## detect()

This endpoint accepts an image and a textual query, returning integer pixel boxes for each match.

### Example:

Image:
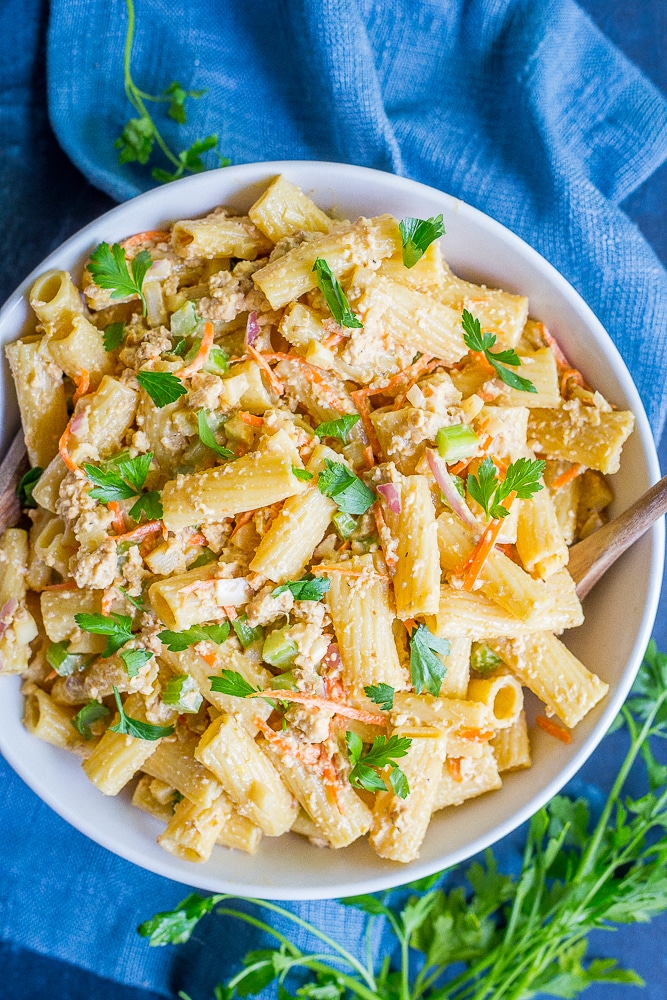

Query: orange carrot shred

[120,230,171,248]
[200,651,217,668]
[319,745,345,813]
[101,590,114,616]
[457,728,495,742]
[448,757,463,782]
[448,432,494,476]
[222,605,238,621]
[536,715,572,743]
[42,581,76,591]
[321,332,344,351]
[250,689,387,726]
[551,463,584,491]
[188,532,208,547]
[108,501,126,535]
[255,717,321,765]
[113,520,163,543]
[239,411,264,426]
[263,352,345,410]
[72,369,90,405]
[231,509,256,538]
[247,344,285,396]
[560,367,584,397]
[540,324,572,370]
[44,670,58,683]
[362,444,375,470]
[58,422,81,474]
[350,389,383,460]
[458,491,515,592]
[176,321,215,379]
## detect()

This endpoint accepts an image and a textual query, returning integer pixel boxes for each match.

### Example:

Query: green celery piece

[231,614,264,649]
[437,423,480,462]
[332,510,357,539]
[262,628,298,668]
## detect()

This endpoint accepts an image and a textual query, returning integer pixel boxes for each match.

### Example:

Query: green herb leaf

[346,732,412,797]
[271,576,331,601]
[315,415,360,443]
[119,586,146,611]
[292,467,313,481]
[158,623,230,652]
[409,624,450,696]
[138,893,223,945]
[209,669,258,699]
[468,456,545,520]
[399,214,445,268]
[129,490,164,522]
[71,700,110,740]
[317,459,376,515]
[17,466,43,508]
[74,612,134,657]
[136,370,188,408]
[120,648,153,678]
[109,686,174,740]
[461,309,536,393]
[364,683,394,712]
[83,464,138,503]
[103,321,126,352]
[312,258,362,329]
[117,453,152,492]
[197,409,234,459]
[114,115,155,165]
[88,243,152,315]
[162,674,204,713]
[163,80,206,125]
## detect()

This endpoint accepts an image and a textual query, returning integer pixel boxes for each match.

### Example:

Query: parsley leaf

[103,321,126,352]
[129,490,164,522]
[114,115,155,165]
[317,460,376,515]
[468,456,545,520]
[109,686,174,740]
[120,648,153,678]
[292,467,313,481]
[197,409,234,459]
[209,669,258,699]
[137,370,188,408]
[346,731,412,798]
[152,136,225,184]
[163,80,206,124]
[461,309,536,393]
[71,700,110,740]
[119,586,147,611]
[117,453,152,492]
[399,214,445,268]
[409,624,450,696]
[83,464,137,503]
[158,623,230,652]
[364,683,394,712]
[88,243,152,316]
[84,452,162,521]
[74,612,134,658]
[271,576,331,601]
[138,893,224,946]
[17,466,42,508]
[312,258,362,329]
[315,415,360,443]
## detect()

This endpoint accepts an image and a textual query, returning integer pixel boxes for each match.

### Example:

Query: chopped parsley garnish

[136,370,188,408]
[317,460,376,515]
[364,683,395,712]
[271,576,331,601]
[398,214,445,268]
[209,669,258,699]
[120,648,153,678]
[83,452,163,522]
[109,686,174,740]
[315,414,360,443]
[74,612,134,658]
[291,467,313,481]
[17,466,42,508]
[71,700,110,740]
[158,622,230,652]
[119,586,147,611]
[103,321,126,352]
[409,624,450,697]
[461,309,536,393]
[88,242,152,315]
[312,258,362,329]
[346,731,411,798]
[197,409,234,459]
[467,456,545,520]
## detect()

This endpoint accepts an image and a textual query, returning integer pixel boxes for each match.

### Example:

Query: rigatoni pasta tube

[433,744,501,810]
[172,214,272,260]
[466,674,523,731]
[158,793,232,863]
[23,687,85,751]
[141,733,223,809]
[491,710,531,773]
[516,483,569,579]
[149,564,251,631]
[82,695,160,795]
[393,475,441,619]
[29,269,84,326]
[161,429,307,530]
[527,402,634,474]
[46,314,113,389]
[248,175,334,242]
[5,339,68,467]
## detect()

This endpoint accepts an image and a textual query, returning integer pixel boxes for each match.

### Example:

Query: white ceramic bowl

[0,161,662,900]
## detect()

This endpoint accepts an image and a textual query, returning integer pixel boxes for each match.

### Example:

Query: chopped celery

[437,423,480,462]
[471,643,504,675]
[189,548,217,568]
[269,670,298,691]
[231,614,264,649]
[46,641,88,677]
[162,674,203,713]
[262,628,298,668]
[170,301,200,338]
[203,345,229,375]
[332,510,357,539]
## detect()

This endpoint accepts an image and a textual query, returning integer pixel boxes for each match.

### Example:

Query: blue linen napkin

[1,0,667,997]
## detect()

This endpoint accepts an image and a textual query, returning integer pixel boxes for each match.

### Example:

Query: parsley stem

[214,906,300,958]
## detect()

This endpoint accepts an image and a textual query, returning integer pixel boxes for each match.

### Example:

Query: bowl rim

[0,159,663,900]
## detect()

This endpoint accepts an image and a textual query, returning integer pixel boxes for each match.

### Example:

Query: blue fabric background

[1,0,666,997]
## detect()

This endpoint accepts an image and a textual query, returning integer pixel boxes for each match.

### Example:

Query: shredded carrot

[355,355,435,400]
[391,358,442,410]
[262,353,345,410]
[459,490,515,592]
[239,411,264,427]
[477,389,498,402]
[222,605,238,621]
[470,350,495,375]
[551,463,584,491]
[337,539,351,551]
[247,344,285,396]
[108,501,126,535]
[200,651,217,668]
[113,520,163,543]
[41,581,76,591]
[403,619,417,635]
[350,389,383,460]
[101,590,114,616]
[120,230,171,248]
[457,728,495,742]
[176,321,215,379]
[448,432,494,476]
[44,670,58,683]
[179,578,216,597]
[496,543,521,565]
[448,757,463,783]
[321,332,344,351]
[560,367,584,397]
[312,565,388,580]
[250,690,387,726]
[188,532,208,547]
[536,715,572,744]
[58,421,81,475]
[491,455,509,475]
[540,324,572,370]
[319,745,345,813]
[362,444,375,470]
[231,509,256,538]
[254,717,321,765]
[72,369,90,405]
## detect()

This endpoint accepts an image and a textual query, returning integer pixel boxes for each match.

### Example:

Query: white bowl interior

[0,161,662,899]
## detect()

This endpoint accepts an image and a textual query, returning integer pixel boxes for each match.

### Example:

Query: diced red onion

[377,482,402,514]
[0,599,18,637]
[245,311,260,348]
[426,449,481,535]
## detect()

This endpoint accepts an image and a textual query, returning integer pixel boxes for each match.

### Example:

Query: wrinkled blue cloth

[1,0,667,998]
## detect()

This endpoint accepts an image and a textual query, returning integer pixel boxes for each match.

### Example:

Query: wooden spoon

[569,473,667,599]
[0,429,28,534]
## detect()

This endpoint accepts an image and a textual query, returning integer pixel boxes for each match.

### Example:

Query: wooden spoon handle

[0,429,28,534]
[568,473,667,599]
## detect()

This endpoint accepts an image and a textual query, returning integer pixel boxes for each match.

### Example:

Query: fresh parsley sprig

[312,258,362,329]
[120,648,153,678]
[158,623,231,653]
[136,370,188,408]
[209,669,258,699]
[315,414,360,443]
[461,309,536,393]
[409,624,450,697]
[317,459,376,515]
[291,467,313,482]
[74,612,134,658]
[71,700,110,740]
[109,686,174,740]
[346,731,411,797]
[83,452,163,522]
[197,410,234,460]
[103,321,127,352]
[399,214,445,268]
[271,576,331,601]
[467,456,545,520]
[88,242,152,316]
[16,466,42,508]
[115,0,228,183]
[364,683,395,712]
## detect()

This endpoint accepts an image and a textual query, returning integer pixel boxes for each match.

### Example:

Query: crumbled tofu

[70,537,118,590]
[245,585,294,627]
